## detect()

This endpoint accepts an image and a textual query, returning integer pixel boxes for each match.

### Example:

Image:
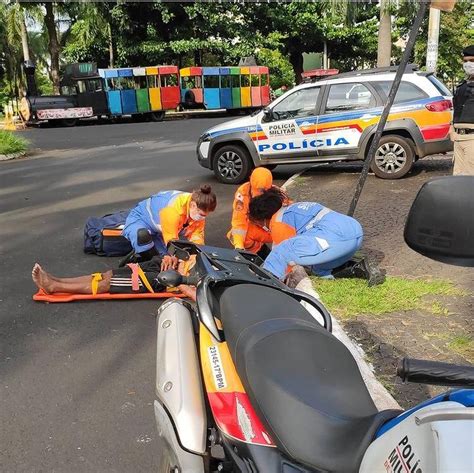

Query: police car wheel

[371,135,414,179]
[213,145,252,184]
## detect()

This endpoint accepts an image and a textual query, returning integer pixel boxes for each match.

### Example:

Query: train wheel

[60,118,78,127]
[150,111,165,122]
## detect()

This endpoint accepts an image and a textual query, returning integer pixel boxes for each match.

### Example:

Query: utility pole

[426,7,441,73]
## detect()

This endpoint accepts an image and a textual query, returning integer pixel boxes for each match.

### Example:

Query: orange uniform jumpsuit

[227,168,274,252]
[124,191,205,255]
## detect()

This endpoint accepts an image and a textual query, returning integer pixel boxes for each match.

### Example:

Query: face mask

[463,62,474,76]
[190,209,206,221]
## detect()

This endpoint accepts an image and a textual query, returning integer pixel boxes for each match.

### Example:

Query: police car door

[257,86,321,161]
[318,82,378,157]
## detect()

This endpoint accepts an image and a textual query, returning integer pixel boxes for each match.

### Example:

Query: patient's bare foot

[32,263,56,294]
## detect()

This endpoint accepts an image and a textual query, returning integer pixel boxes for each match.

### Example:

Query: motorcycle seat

[218,283,400,473]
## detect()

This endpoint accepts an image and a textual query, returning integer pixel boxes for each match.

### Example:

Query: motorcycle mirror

[404,176,474,267]
[157,270,183,287]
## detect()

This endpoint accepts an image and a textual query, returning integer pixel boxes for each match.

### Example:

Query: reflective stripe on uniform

[304,207,332,231]
[146,198,162,232]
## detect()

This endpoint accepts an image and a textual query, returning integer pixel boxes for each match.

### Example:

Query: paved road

[0,118,306,472]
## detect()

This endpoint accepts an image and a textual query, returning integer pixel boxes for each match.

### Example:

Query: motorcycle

[154,176,474,473]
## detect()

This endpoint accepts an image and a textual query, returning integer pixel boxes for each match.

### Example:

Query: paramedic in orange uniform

[227,167,280,257]
[123,185,217,260]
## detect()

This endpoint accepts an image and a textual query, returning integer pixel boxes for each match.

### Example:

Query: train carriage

[20,62,271,126]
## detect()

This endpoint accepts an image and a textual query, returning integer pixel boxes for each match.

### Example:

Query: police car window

[375,81,428,104]
[271,87,320,120]
[325,83,376,113]
[427,75,451,96]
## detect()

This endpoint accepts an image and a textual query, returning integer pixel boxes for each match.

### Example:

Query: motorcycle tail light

[207,390,275,447]
[425,99,452,112]
[201,328,275,447]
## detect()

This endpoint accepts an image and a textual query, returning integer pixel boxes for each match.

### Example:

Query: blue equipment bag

[84,210,132,256]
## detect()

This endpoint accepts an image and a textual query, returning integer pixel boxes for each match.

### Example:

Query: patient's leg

[32,263,112,294]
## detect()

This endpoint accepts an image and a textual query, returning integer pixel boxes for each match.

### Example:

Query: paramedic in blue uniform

[122,185,217,260]
[249,188,363,280]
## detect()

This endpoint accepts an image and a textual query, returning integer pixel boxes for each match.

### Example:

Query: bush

[0,130,29,155]
[256,48,295,90]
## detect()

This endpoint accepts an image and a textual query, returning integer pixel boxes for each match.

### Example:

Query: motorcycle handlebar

[397,357,474,387]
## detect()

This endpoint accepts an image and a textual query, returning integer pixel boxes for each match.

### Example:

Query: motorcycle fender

[360,401,470,473]
[156,299,207,454]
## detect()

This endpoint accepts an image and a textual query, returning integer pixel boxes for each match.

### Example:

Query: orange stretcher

[33,289,185,303]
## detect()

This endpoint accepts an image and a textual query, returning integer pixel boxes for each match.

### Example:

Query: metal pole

[426,7,441,72]
[347,0,429,217]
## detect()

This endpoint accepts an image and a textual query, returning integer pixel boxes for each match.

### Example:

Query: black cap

[463,45,474,57]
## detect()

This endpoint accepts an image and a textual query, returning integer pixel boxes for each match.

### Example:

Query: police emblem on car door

[256,86,321,159]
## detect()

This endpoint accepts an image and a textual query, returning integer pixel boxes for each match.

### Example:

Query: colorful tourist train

[20,62,271,126]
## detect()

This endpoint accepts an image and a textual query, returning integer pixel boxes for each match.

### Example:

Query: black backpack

[83,210,133,256]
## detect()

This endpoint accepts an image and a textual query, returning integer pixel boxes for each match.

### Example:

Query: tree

[395,0,473,87]
[43,2,61,93]
[377,0,392,67]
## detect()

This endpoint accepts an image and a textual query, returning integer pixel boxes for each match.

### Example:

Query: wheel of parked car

[212,145,253,184]
[370,135,415,179]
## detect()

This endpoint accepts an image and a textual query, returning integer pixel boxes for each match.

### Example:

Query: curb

[0,151,26,161]
[282,169,400,411]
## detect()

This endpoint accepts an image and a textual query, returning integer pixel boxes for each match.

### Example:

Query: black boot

[333,254,386,286]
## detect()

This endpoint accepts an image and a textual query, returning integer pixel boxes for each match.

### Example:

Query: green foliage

[256,48,295,88]
[448,334,474,363]
[35,69,53,95]
[312,276,466,319]
[0,130,28,155]
[395,1,474,86]
[1,1,470,102]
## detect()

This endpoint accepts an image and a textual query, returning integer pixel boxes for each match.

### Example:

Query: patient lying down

[32,255,197,300]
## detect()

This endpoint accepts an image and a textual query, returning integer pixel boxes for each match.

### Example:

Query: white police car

[197,65,453,183]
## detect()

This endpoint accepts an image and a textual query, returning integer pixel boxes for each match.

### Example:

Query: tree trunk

[107,21,114,68]
[377,0,392,67]
[289,47,304,85]
[194,49,201,66]
[44,2,61,95]
[19,7,30,62]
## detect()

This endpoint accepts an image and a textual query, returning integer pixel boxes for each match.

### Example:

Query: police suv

[197,65,453,183]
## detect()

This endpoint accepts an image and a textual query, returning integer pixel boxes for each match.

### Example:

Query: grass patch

[311,276,465,319]
[429,301,450,316]
[0,130,28,155]
[448,335,474,363]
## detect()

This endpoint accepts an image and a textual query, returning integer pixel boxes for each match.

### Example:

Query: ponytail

[191,184,217,212]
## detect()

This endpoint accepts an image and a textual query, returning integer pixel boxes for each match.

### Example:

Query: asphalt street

[0,117,306,472]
